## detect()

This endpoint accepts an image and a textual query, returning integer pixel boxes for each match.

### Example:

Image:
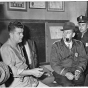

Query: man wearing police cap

[77,15,88,52]
[76,15,88,76]
[50,22,87,86]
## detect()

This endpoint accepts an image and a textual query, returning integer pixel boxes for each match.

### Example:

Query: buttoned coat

[50,39,87,75]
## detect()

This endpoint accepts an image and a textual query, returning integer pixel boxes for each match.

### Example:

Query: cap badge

[80,16,82,20]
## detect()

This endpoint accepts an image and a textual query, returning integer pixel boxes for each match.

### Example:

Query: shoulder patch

[53,39,61,44]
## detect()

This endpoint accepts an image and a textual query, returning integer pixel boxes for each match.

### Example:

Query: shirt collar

[64,40,72,46]
[61,39,73,49]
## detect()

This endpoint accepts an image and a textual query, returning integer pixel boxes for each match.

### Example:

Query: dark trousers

[53,71,85,86]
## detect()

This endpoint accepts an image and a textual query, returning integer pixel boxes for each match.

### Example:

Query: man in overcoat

[50,22,88,86]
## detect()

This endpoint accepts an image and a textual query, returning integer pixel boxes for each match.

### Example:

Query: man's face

[78,23,87,33]
[63,30,74,42]
[10,27,23,43]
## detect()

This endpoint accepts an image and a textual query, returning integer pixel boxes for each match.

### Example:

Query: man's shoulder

[73,39,83,45]
[27,39,34,44]
[53,39,61,45]
[27,39,35,46]
[28,39,32,42]
[1,40,10,51]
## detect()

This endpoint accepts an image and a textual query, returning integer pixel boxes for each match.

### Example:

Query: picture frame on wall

[29,2,46,9]
[7,2,27,11]
[48,1,64,12]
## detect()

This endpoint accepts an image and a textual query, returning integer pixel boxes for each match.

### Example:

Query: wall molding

[0,19,69,23]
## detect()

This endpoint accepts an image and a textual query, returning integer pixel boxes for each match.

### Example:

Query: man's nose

[20,34,23,38]
[79,25,82,28]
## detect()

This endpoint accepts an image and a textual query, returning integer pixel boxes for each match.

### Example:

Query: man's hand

[31,68,44,77]
[65,72,74,80]
[74,70,81,80]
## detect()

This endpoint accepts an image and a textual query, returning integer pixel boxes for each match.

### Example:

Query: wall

[0,1,87,62]
[67,1,87,25]
[1,1,86,41]
[4,1,87,25]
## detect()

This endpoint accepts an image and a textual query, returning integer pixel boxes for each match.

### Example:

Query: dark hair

[8,21,24,32]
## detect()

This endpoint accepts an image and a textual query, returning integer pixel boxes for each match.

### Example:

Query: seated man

[0,21,48,87]
[50,22,88,86]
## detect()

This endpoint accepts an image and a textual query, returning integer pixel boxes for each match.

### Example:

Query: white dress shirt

[64,41,72,49]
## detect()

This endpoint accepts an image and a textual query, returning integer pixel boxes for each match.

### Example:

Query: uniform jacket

[75,29,88,54]
[50,39,87,76]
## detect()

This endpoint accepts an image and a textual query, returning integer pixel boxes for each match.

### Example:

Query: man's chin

[79,30,84,33]
[19,40,22,43]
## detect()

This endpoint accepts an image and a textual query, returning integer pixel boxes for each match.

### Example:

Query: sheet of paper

[49,26,63,39]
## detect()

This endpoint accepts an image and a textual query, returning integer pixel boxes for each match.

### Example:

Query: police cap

[77,15,88,23]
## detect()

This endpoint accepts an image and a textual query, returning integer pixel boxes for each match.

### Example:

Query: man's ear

[72,32,75,37]
[9,32,13,38]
